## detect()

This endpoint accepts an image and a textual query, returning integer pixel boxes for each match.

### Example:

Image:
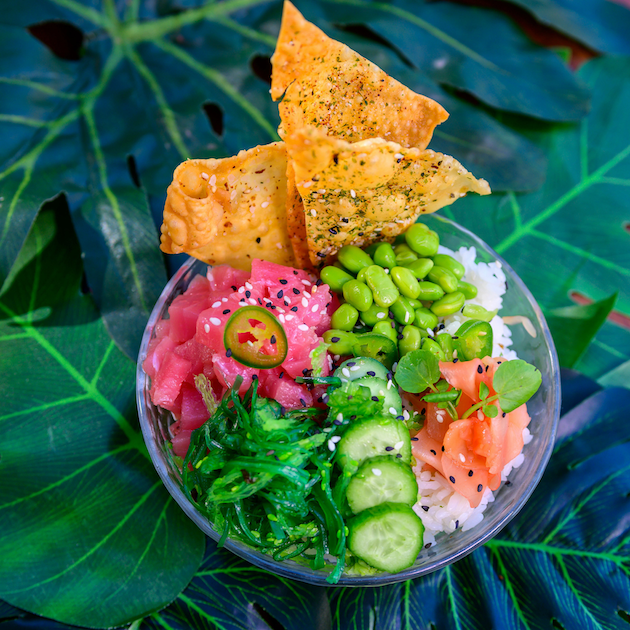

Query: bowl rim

[136,216,561,586]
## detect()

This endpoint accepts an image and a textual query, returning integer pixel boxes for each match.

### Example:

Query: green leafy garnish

[326,381,382,420]
[394,349,441,393]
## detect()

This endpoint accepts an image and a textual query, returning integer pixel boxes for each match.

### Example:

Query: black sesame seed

[441,446,445,452]
[329,227,338,235]
[231,285,237,291]
[269,305,276,310]
[388,311,395,319]
[347,361,356,367]
[256,237,261,243]
[316,279,323,286]
[270,335,276,344]
[477,484,483,492]
[317,396,323,403]
[397,333,404,340]
[350,415,357,420]
[449,476,456,484]
[468,470,473,477]
[293,288,300,295]
[396,454,402,458]
[303,368,309,375]
[421,408,426,415]
[358,232,364,236]
[430,449,436,455]
[322,395,329,403]
[300,398,306,407]
[226,349,232,357]
[485,365,489,372]
[438,323,445,330]
[455,520,459,529]
[422,506,429,512]
[396,415,404,421]
[497,360,502,364]
[331,337,340,343]
[411,437,418,441]
[424,542,432,549]
[367,371,376,376]
[505,480,512,486]
[293,270,298,275]
[223,309,231,315]
[252,374,258,381]
[385,446,394,451]
[317,252,326,258]
[333,418,343,425]
[277,290,284,299]
[291,306,298,312]
[502,412,507,418]
[245,290,251,298]
[477,364,483,374]
[258,298,263,305]
[279,279,288,285]
[371,396,379,402]
[452,336,458,340]
[279,371,284,379]
[280,406,286,415]
[453,358,459,363]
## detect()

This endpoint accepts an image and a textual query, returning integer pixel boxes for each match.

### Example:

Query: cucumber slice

[348,502,424,573]
[346,376,402,417]
[336,416,411,470]
[334,357,390,382]
[346,455,418,513]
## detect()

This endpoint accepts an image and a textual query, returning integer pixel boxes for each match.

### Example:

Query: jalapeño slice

[351,333,398,370]
[223,306,288,369]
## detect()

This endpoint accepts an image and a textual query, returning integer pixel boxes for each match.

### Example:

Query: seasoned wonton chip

[160,142,296,270]
[285,127,491,266]
[271,1,448,150]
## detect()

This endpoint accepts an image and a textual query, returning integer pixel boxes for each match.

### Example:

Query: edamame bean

[435,332,454,361]
[462,304,498,322]
[457,280,478,300]
[363,243,380,257]
[407,297,422,310]
[357,266,368,283]
[405,257,434,280]
[373,320,398,343]
[427,266,459,293]
[416,281,445,301]
[342,279,373,312]
[414,307,439,330]
[320,266,354,292]
[364,265,399,307]
[405,225,439,256]
[430,291,466,317]
[393,243,418,266]
[390,266,421,299]
[390,296,416,326]
[432,254,466,279]
[323,330,357,355]
[337,245,373,275]
[373,242,397,269]
[360,303,390,326]
[399,325,422,356]
[331,303,360,331]
[421,338,446,361]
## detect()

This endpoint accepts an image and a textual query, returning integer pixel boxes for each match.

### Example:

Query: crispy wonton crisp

[271,1,448,150]
[285,127,491,266]
[160,142,296,270]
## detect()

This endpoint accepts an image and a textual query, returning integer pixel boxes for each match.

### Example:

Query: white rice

[411,245,529,543]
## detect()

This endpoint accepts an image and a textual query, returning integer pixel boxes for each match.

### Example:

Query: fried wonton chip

[271,1,449,150]
[160,142,296,270]
[285,127,491,266]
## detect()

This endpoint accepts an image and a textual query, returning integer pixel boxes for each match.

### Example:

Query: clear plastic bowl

[136,215,560,586]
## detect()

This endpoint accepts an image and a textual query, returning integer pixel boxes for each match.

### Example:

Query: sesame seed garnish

[371,396,379,402]
[332,435,341,443]
[245,282,253,290]
[350,189,356,198]
[331,337,340,343]
[328,439,336,452]
[279,279,288,285]
[204,324,210,333]
[279,314,285,323]
[477,484,483,492]
[389,407,397,415]
[291,306,298,312]
[200,172,209,180]
[385,446,394,451]
[394,441,404,450]
[222,309,231,315]
[430,449,436,455]
[449,476,456,484]
[226,348,232,357]
[238,286,245,294]
[210,317,221,326]
[367,371,375,376]
[477,364,483,374]
[350,365,361,371]
[212,301,222,308]
[270,335,276,344]
[293,288,300,295]
[342,368,351,377]
[459,453,466,463]
[248,298,257,305]
[301,297,309,307]
[371,468,382,476]
[285,314,294,321]
[245,290,251,298]
[298,324,309,331]
[468,470,474,477]
[311,304,319,313]
[421,505,429,512]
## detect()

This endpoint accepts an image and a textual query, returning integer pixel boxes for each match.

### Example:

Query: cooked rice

[411,245,528,544]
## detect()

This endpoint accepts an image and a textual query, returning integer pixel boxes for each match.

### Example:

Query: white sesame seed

[239,301,247,306]
[395,153,404,159]
[427,328,434,337]
[248,298,257,305]
[311,304,319,313]
[303,291,311,298]
[350,189,356,198]
[311,209,317,216]
[459,453,466,463]
[336,413,343,422]
[342,368,351,378]
[328,439,336,452]
[209,174,217,186]
[298,324,309,331]
[279,314,285,323]
[350,365,361,371]
[200,172,209,180]
[394,441,404,450]
[437,416,443,423]
[392,362,398,372]
[389,407,398,415]
[332,435,341,443]
[204,324,210,333]
[285,314,294,321]
[222,297,228,302]
[277,308,285,314]
[212,301,222,308]
[247,340,254,346]
[209,317,221,326]
[387,379,393,390]
[403,409,410,420]
[477,410,484,420]
[301,279,311,286]
[261,201,269,208]
[245,282,253,290]
[303,180,313,188]
[372,468,382,476]
[238,286,245,294]
[301,298,309,307]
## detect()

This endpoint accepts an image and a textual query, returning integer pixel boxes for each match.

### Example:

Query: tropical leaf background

[1,0,629,628]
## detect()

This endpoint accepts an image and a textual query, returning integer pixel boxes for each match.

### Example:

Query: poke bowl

[136,214,561,587]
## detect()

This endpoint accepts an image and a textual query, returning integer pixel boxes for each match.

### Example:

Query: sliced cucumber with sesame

[346,455,418,514]
[334,357,390,382]
[347,502,424,573]
[353,376,402,417]
[336,416,411,471]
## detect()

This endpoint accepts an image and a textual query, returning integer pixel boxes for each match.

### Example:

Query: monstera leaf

[448,55,630,381]
[0,204,205,627]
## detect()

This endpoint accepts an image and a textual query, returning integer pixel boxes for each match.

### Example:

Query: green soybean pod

[405,225,439,257]
[390,266,421,299]
[337,245,374,274]
[407,297,422,310]
[416,281,445,301]
[357,266,369,283]
[331,303,360,331]
[462,304,498,322]
[435,332,454,361]
[405,257,434,280]
[364,265,399,307]
[373,320,398,343]
[430,291,466,317]
[399,325,422,356]
[343,279,374,312]
[390,296,416,326]
[414,307,439,331]
[431,254,466,280]
[427,266,459,293]
[422,338,446,361]
[360,303,390,326]
[393,243,419,266]
[323,330,357,355]
[320,266,354,292]
[373,242,397,269]
[457,280,478,300]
